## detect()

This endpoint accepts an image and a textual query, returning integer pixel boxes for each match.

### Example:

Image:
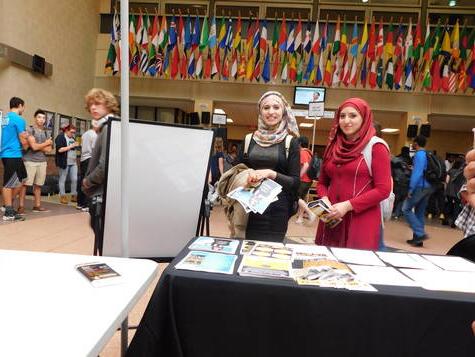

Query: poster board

[102,119,214,259]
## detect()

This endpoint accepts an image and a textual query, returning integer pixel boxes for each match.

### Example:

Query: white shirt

[80,129,98,162]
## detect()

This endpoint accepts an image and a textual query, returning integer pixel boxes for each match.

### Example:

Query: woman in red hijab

[315,98,391,249]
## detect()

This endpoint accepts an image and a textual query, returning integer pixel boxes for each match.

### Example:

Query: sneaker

[406,238,423,247]
[32,206,50,213]
[0,206,5,213]
[76,205,84,210]
[60,195,69,204]
[3,212,25,221]
[81,207,89,212]
[17,206,26,215]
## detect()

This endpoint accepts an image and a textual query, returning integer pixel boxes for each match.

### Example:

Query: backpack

[361,136,394,222]
[390,156,411,187]
[424,151,446,185]
[306,151,322,180]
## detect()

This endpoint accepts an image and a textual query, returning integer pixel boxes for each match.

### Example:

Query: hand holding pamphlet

[227,178,282,214]
[308,199,342,228]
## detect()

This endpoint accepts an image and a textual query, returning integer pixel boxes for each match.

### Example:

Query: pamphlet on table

[248,242,293,261]
[75,262,122,287]
[175,251,237,275]
[238,255,292,279]
[189,237,240,255]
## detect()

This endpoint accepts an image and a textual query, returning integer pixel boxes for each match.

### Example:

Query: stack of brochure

[227,178,282,214]
[238,242,293,279]
[174,237,240,275]
[308,199,342,228]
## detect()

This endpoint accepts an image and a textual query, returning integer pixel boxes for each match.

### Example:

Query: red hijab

[323,97,376,165]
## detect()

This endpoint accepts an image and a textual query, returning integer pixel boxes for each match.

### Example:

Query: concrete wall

[0,0,100,124]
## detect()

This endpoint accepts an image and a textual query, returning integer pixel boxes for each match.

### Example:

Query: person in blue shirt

[403,135,433,247]
[1,97,29,221]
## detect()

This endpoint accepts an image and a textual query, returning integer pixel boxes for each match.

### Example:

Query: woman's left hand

[327,201,353,220]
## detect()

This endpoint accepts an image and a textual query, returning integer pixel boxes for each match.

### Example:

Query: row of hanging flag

[104,11,475,94]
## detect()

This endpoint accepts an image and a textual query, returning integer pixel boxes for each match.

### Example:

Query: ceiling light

[304,116,322,120]
[448,0,456,6]
[226,118,233,123]
[214,108,225,114]
[300,123,314,128]
[381,128,400,134]
[362,0,369,3]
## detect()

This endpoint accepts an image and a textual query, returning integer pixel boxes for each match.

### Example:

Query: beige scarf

[252,91,299,147]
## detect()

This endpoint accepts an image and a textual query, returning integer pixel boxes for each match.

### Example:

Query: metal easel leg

[121,317,128,357]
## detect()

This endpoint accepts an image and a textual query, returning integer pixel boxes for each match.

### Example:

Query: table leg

[121,317,128,357]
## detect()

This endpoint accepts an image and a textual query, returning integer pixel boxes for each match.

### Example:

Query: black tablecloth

[127,238,475,357]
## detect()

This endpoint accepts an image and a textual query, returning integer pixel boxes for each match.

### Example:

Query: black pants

[447,234,475,263]
[89,195,103,255]
[77,159,90,207]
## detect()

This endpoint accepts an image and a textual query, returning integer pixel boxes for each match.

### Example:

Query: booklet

[76,262,122,288]
[238,255,292,279]
[376,252,441,270]
[227,178,282,214]
[249,242,293,261]
[286,244,337,261]
[175,251,237,275]
[348,264,417,287]
[421,254,475,272]
[331,247,386,267]
[189,236,240,255]
[294,262,376,291]
[307,199,341,228]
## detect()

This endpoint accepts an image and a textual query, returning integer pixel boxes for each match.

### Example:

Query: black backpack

[306,153,322,180]
[424,151,446,184]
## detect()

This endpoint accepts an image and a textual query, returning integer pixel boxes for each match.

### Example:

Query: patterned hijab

[253,91,300,147]
[323,97,376,165]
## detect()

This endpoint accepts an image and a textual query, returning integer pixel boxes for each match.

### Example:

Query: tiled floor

[0,196,464,356]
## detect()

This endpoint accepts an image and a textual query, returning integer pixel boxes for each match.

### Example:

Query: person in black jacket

[240,91,300,242]
[82,88,119,255]
[55,125,79,204]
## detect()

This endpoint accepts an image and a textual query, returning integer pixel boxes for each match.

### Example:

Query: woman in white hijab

[241,91,300,242]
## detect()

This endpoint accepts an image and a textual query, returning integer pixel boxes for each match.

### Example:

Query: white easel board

[103,119,214,258]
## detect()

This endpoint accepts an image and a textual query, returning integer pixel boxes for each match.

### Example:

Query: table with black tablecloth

[127,237,475,357]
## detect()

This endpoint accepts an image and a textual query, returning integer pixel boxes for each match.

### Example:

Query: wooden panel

[165,3,208,16]
[265,7,311,20]
[319,9,366,22]
[215,4,260,17]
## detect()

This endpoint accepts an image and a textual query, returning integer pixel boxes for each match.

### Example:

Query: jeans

[402,187,433,238]
[58,164,78,195]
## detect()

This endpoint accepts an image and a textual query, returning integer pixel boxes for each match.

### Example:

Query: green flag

[199,17,209,50]
[432,22,441,59]
[385,58,394,89]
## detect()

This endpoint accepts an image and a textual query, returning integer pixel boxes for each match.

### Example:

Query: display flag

[184,15,192,51]
[253,46,261,81]
[440,27,451,58]
[432,21,442,59]
[272,18,279,55]
[230,51,238,78]
[212,49,220,77]
[441,60,449,92]
[394,56,403,90]
[218,16,226,49]
[171,46,180,78]
[158,16,168,49]
[281,54,288,81]
[332,16,341,56]
[252,19,260,50]
[289,52,297,81]
[376,57,384,88]
[187,51,195,77]
[448,69,457,93]
[421,59,432,90]
[431,59,441,92]
[311,20,321,55]
[279,16,287,52]
[169,16,177,49]
[199,17,209,51]
[460,22,469,60]
[349,57,358,86]
[238,54,246,80]
[458,60,467,91]
[367,17,376,60]
[422,19,432,61]
[272,48,280,79]
[368,60,377,88]
[147,15,159,76]
[384,22,395,59]
[260,20,268,52]
[155,47,164,75]
[340,19,348,57]
[332,56,342,87]
[297,53,304,83]
[178,15,185,47]
[233,16,242,50]
[208,16,217,49]
[404,59,414,90]
[294,17,302,53]
[191,16,200,51]
[360,18,368,55]
[225,18,234,50]
[203,53,212,79]
[316,52,324,83]
[385,57,394,89]
[303,21,312,53]
[404,18,413,61]
[323,48,332,86]
[413,18,422,61]
[321,20,328,53]
[360,56,368,87]
[262,49,271,82]
[376,18,384,58]
[342,54,350,86]
[304,54,315,81]
[246,51,255,80]
[180,50,187,78]
[350,21,358,58]
[287,21,295,53]
[451,19,460,59]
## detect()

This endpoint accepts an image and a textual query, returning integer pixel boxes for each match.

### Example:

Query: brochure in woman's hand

[227,178,282,214]
[307,199,342,228]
